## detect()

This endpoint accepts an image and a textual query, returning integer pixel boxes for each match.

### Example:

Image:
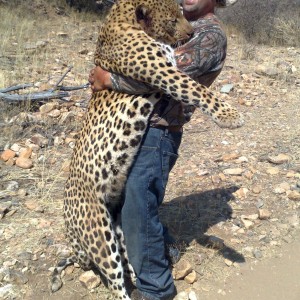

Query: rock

[47,109,61,118]
[6,181,19,191]
[255,65,279,78]
[173,260,193,280]
[224,258,233,266]
[19,147,32,159]
[268,154,291,164]
[57,32,69,37]
[258,209,271,220]
[10,143,21,153]
[79,48,89,55]
[287,190,300,201]
[233,187,249,199]
[274,182,290,194]
[241,218,254,229]
[266,167,280,175]
[223,168,243,176]
[79,270,101,290]
[24,200,44,213]
[174,291,189,300]
[0,284,14,299]
[188,291,198,300]
[1,149,16,162]
[252,185,262,194]
[220,84,234,93]
[253,249,263,259]
[207,236,224,249]
[184,270,197,284]
[39,102,57,114]
[15,157,33,169]
[5,158,15,166]
[59,111,75,124]
[18,189,27,197]
[30,133,49,147]
[0,202,12,219]
[221,153,240,161]
[4,269,28,284]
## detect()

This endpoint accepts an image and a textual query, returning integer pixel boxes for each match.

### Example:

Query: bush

[217,0,300,46]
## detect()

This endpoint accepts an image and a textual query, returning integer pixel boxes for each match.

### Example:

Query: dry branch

[0,67,90,103]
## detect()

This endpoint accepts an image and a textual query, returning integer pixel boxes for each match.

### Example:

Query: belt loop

[164,128,169,136]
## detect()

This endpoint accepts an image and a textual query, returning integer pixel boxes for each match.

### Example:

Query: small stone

[223,168,243,176]
[1,149,16,161]
[18,189,28,197]
[0,284,14,299]
[224,259,233,266]
[79,270,101,290]
[6,181,19,191]
[211,175,222,184]
[19,147,32,159]
[174,291,189,300]
[59,111,75,124]
[39,102,57,114]
[220,83,234,94]
[15,157,33,169]
[10,143,21,152]
[188,291,198,300]
[57,32,68,37]
[30,133,49,147]
[252,185,262,194]
[173,260,193,280]
[255,65,279,77]
[0,202,12,217]
[268,154,291,164]
[287,190,300,201]
[79,48,89,55]
[221,153,240,161]
[241,218,254,229]
[184,270,197,284]
[266,167,280,175]
[233,187,249,199]
[37,219,52,228]
[47,109,61,118]
[24,200,39,211]
[258,209,271,220]
[5,158,15,166]
[253,249,263,259]
[207,236,224,249]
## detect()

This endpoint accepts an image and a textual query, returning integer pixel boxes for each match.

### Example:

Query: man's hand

[88,66,112,93]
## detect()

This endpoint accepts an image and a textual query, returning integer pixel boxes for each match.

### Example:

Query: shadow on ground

[160,186,245,263]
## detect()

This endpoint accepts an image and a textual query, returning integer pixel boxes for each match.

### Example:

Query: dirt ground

[0,2,300,300]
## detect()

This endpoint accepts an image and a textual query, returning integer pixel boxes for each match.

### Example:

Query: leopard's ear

[135,4,152,27]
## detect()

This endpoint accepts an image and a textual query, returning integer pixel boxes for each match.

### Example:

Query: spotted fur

[52,0,243,299]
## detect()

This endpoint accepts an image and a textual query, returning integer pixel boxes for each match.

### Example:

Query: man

[89,1,228,299]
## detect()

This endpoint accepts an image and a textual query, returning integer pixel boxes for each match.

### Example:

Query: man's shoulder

[191,15,223,32]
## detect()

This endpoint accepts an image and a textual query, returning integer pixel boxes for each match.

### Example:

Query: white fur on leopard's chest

[158,43,176,67]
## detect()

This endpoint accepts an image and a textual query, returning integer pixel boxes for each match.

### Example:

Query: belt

[151,125,183,133]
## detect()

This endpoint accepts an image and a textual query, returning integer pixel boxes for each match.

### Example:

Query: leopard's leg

[108,196,136,285]
[51,230,92,293]
[115,218,137,285]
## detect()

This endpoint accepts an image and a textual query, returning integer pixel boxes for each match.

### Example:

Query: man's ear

[136,4,152,27]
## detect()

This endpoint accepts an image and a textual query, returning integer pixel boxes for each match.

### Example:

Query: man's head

[182,0,216,20]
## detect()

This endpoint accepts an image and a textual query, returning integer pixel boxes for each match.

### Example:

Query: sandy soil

[0,2,300,300]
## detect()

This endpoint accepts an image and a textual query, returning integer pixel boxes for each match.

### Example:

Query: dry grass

[218,0,300,46]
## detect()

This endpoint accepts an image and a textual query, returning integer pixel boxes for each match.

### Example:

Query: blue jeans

[121,127,182,300]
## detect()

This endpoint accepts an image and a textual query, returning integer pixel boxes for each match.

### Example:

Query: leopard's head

[135,0,193,45]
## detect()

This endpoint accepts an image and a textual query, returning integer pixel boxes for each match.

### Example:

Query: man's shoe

[130,289,152,300]
[130,289,176,300]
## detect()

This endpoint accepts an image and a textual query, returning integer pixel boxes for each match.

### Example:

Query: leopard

[51,0,244,299]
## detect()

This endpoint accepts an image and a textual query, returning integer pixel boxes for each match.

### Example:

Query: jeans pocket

[162,151,178,190]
